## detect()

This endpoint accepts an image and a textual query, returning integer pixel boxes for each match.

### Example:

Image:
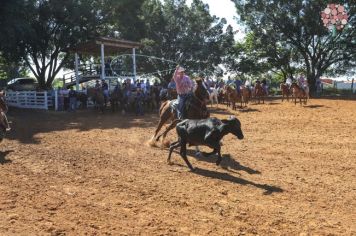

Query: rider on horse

[234,78,242,96]
[298,74,306,91]
[173,66,194,119]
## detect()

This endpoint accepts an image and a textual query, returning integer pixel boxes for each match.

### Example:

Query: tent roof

[70,37,142,55]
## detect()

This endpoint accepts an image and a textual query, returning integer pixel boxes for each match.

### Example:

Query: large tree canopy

[0,0,104,89]
[136,0,234,82]
[0,0,234,87]
[231,0,355,91]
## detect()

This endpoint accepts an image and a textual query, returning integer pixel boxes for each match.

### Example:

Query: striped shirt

[174,75,193,95]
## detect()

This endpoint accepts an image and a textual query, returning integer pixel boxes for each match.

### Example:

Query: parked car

[6,78,38,91]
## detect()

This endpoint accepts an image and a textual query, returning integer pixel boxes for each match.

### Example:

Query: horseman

[234,78,242,96]
[202,77,212,94]
[298,74,306,91]
[261,78,268,95]
[174,66,194,119]
[286,76,292,89]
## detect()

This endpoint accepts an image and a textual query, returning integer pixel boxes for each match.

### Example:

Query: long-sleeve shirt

[174,75,193,95]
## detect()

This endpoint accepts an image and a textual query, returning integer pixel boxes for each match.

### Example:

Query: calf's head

[221,116,244,140]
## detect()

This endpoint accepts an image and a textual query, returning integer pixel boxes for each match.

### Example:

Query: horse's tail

[159,100,169,115]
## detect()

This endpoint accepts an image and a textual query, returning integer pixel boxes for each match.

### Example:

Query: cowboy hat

[176,66,185,73]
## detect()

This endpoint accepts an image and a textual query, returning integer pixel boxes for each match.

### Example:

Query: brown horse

[224,85,242,110]
[280,83,291,102]
[241,85,251,107]
[290,82,308,105]
[149,79,210,147]
[87,88,105,113]
[254,82,266,104]
[110,88,123,112]
[0,91,10,142]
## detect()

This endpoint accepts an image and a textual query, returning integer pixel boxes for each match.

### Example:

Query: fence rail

[6,91,53,110]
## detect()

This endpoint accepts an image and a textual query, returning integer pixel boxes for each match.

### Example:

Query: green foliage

[0,0,105,89]
[138,0,234,82]
[0,54,28,80]
[231,0,355,91]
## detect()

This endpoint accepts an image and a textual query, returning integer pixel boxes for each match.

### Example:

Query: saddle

[169,95,194,117]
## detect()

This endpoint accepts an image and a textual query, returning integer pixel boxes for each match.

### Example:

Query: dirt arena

[0,98,355,235]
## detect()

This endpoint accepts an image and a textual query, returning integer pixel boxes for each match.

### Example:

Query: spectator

[61,87,69,111]
[105,58,112,76]
[95,80,101,91]
[167,79,176,90]
[68,87,77,112]
[102,79,109,106]
[135,88,145,116]
[146,79,151,91]
[58,87,64,111]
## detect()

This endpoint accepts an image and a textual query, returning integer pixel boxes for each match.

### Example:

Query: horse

[290,82,308,105]
[254,82,266,104]
[110,88,123,112]
[209,87,219,107]
[76,92,88,109]
[87,88,105,113]
[0,91,10,142]
[149,79,210,147]
[240,85,251,107]
[218,88,226,105]
[224,85,241,110]
[280,83,291,102]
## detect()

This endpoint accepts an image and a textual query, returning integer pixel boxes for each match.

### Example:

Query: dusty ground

[0,98,355,235]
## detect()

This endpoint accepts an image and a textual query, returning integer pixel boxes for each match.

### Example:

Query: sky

[186,0,244,40]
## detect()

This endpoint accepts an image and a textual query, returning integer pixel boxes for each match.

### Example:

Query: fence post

[351,78,354,95]
[44,91,48,110]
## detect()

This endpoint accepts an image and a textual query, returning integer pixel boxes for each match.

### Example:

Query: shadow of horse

[0,150,13,164]
[181,150,261,175]
[304,105,327,109]
[238,108,261,113]
[193,167,283,195]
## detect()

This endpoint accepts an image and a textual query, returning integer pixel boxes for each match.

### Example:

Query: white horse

[209,87,219,107]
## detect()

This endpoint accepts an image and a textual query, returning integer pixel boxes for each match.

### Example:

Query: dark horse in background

[0,91,11,142]
[149,79,210,147]
[87,88,105,113]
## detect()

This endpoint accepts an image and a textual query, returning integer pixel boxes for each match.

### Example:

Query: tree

[0,0,105,89]
[0,54,28,80]
[231,0,355,92]
[137,0,234,82]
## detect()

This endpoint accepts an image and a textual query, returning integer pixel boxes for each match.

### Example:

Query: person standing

[68,87,77,112]
[102,79,109,106]
[135,88,145,116]
[173,66,194,119]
